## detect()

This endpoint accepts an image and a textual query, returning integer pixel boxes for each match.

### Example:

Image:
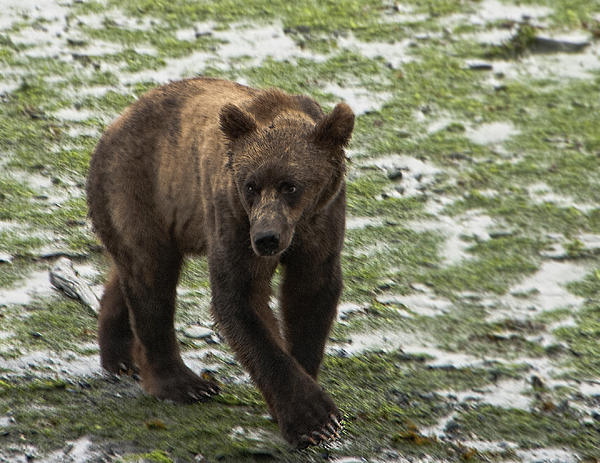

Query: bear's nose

[254,231,280,256]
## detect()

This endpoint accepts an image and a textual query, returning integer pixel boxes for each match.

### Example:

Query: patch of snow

[53,107,96,122]
[0,0,70,30]
[0,270,55,306]
[6,170,54,192]
[426,116,458,134]
[0,221,25,233]
[67,125,101,139]
[77,7,161,31]
[579,381,600,396]
[469,0,552,24]
[490,40,600,81]
[578,233,600,251]
[376,292,452,317]
[174,21,216,42]
[121,50,214,84]
[413,209,497,265]
[460,439,518,453]
[323,83,391,115]
[75,40,124,57]
[337,302,365,320]
[421,411,459,439]
[467,28,514,45]
[466,121,519,145]
[0,416,12,427]
[346,216,383,230]
[0,81,20,94]
[528,182,597,213]
[473,378,533,409]
[337,34,414,69]
[333,328,489,369]
[76,85,115,98]
[3,349,100,378]
[363,154,440,176]
[330,458,367,463]
[488,261,587,322]
[516,448,577,463]
[353,241,391,258]
[212,22,327,66]
[38,436,98,463]
[361,154,441,197]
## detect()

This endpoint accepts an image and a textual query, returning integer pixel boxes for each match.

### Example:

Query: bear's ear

[219,104,257,141]
[312,102,355,148]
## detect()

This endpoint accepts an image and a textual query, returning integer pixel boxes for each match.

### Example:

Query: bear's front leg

[280,250,342,379]
[208,246,342,448]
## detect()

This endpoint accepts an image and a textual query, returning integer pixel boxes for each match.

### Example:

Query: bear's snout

[253,230,281,256]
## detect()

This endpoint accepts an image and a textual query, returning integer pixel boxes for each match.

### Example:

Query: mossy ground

[1,0,600,462]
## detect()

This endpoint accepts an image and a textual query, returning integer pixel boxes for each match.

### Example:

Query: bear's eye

[245,182,258,195]
[281,183,297,195]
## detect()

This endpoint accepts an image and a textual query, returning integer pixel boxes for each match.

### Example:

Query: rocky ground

[1,0,600,462]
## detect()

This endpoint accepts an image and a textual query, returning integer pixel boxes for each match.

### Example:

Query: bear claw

[312,430,328,442]
[187,388,218,402]
[326,423,338,436]
[296,415,343,449]
[117,362,138,376]
[298,435,318,448]
[330,414,341,428]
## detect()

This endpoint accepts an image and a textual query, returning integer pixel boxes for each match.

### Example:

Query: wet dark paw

[275,380,343,448]
[145,366,220,404]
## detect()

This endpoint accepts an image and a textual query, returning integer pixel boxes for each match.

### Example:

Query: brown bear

[86,76,354,448]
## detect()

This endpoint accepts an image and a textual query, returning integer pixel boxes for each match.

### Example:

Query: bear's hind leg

[98,270,135,375]
[117,247,219,403]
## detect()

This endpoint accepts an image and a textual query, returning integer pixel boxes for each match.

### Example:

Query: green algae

[0,349,514,462]
[420,235,541,296]
[453,405,600,458]
[109,0,387,33]
[11,297,96,353]
[554,302,600,379]
[485,24,539,59]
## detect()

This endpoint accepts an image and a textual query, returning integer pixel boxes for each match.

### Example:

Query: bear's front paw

[142,364,220,404]
[275,376,343,448]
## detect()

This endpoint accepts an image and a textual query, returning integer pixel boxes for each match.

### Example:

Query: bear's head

[219,92,354,257]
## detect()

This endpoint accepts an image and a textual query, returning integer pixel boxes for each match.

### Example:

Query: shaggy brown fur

[86,77,354,447]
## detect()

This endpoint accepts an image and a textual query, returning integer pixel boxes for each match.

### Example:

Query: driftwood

[49,257,100,316]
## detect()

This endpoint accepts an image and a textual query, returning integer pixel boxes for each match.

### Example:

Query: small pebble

[183,325,215,340]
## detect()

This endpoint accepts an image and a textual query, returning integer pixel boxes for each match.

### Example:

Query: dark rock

[67,38,87,47]
[445,421,460,434]
[467,61,493,71]
[387,168,403,181]
[531,375,545,389]
[531,36,590,54]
